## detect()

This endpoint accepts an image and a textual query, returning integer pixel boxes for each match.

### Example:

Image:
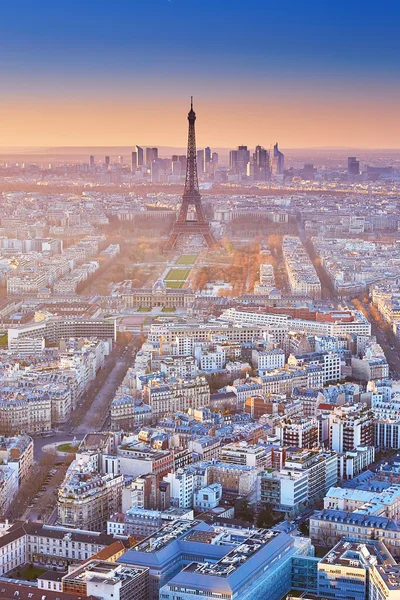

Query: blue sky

[1,0,399,147]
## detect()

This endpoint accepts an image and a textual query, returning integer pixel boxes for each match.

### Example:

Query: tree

[256,504,275,529]
[268,234,282,251]
[298,521,309,536]
[318,525,333,547]
[235,499,255,523]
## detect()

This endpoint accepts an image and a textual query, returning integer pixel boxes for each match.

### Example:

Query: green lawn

[162,307,176,312]
[0,333,8,346]
[165,268,191,281]
[137,306,152,312]
[14,565,47,581]
[57,443,78,453]
[176,255,197,265]
[165,281,185,289]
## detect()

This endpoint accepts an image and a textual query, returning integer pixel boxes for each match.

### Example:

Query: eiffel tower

[164,98,218,251]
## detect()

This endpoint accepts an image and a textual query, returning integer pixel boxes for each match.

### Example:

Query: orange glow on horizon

[1,94,400,149]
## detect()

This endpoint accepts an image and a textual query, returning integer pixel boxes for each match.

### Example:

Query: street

[21,340,138,525]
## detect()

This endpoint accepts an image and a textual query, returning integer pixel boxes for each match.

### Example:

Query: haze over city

[2,3,400,600]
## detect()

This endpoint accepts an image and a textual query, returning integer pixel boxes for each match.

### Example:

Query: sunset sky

[1,0,400,148]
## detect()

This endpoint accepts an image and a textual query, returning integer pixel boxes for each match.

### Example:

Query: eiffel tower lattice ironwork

[164,98,218,251]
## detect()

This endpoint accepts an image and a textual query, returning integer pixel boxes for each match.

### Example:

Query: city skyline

[1,0,400,148]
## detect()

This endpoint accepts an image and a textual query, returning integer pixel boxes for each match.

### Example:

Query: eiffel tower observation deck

[164,98,218,251]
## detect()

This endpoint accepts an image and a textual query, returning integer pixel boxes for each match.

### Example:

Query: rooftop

[183,529,279,578]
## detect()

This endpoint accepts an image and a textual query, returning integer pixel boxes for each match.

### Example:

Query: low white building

[193,483,222,511]
[252,348,285,375]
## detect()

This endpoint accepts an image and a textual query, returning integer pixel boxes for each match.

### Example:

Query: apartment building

[116,441,173,478]
[110,396,152,430]
[144,376,210,418]
[285,450,338,503]
[288,351,341,384]
[164,469,196,509]
[282,236,321,299]
[292,387,325,417]
[260,450,337,509]
[206,461,258,495]
[252,348,285,374]
[324,485,400,520]
[0,467,18,516]
[310,510,400,557]
[0,521,129,574]
[0,435,33,483]
[122,473,170,512]
[260,469,309,510]
[337,446,375,480]
[159,355,198,378]
[329,404,374,453]
[188,437,221,461]
[58,461,124,531]
[276,416,319,449]
[219,441,272,469]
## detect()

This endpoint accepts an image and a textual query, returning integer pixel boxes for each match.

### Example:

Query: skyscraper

[197,150,204,175]
[146,147,158,168]
[348,156,360,176]
[118,155,124,166]
[131,151,137,173]
[105,156,110,168]
[271,143,284,175]
[89,155,95,169]
[136,145,144,166]
[211,152,219,173]
[179,155,187,173]
[204,147,211,174]
[302,163,315,180]
[229,145,250,175]
[151,159,162,183]
[254,145,270,180]
[172,160,182,176]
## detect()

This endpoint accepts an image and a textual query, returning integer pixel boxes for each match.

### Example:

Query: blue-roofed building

[119,519,314,600]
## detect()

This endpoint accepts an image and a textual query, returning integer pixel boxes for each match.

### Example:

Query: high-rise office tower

[212,152,218,168]
[271,143,284,175]
[229,145,250,175]
[89,155,95,169]
[118,155,124,165]
[105,156,110,168]
[254,145,270,180]
[146,147,158,168]
[303,163,315,180]
[131,151,137,173]
[151,159,162,183]
[348,156,360,176]
[136,145,144,166]
[197,150,204,175]
[172,160,182,176]
[179,155,187,173]
[204,147,211,174]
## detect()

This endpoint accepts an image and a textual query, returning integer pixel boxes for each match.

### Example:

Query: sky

[1,0,400,148]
